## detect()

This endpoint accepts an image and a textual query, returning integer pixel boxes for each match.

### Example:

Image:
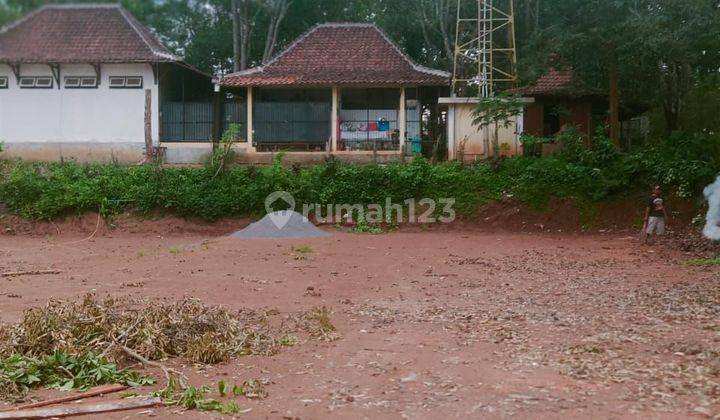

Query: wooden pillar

[398,87,406,155]
[144,89,153,161]
[331,86,339,152]
[246,86,254,150]
[212,89,222,143]
[447,104,456,160]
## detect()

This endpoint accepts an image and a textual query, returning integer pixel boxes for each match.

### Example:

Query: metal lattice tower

[451,0,518,97]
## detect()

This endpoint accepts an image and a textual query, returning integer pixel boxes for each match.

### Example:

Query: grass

[2,141,715,223]
[685,257,720,266]
[299,306,339,342]
[292,244,313,254]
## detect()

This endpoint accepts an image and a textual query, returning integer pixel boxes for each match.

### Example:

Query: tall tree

[231,0,256,71]
[414,0,454,67]
[630,0,720,133]
[0,1,19,27]
[261,0,292,64]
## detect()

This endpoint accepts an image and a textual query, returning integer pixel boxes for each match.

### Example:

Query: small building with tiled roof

[0,4,214,163]
[517,67,605,140]
[218,23,450,154]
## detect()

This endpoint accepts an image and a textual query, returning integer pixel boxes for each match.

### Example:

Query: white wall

[0,63,159,146]
[447,102,522,160]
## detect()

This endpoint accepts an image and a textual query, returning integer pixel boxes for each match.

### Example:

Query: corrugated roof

[0,4,180,63]
[219,23,450,88]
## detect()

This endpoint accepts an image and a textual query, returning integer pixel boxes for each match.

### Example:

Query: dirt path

[0,225,718,419]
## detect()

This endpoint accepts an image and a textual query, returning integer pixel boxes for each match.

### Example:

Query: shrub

[0,133,716,222]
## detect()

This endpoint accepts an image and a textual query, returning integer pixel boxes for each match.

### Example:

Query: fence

[160,102,213,142]
[253,102,331,144]
[222,101,247,140]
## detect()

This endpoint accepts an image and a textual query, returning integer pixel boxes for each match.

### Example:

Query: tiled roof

[219,23,450,88]
[0,4,180,64]
[518,67,578,96]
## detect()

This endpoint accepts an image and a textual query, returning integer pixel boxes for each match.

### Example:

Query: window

[64,76,97,89]
[125,76,142,88]
[81,77,97,88]
[0,77,7,89]
[339,88,401,151]
[109,76,143,89]
[19,76,53,89]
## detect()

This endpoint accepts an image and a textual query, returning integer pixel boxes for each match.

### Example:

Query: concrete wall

[233,150,403,166]
[447,102,522,161]
[0,63,159,162]
[158,142,404,166]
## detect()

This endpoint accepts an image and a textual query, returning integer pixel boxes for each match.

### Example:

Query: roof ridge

[222,23,323,79]
[1,4,123,35]
[315,22,374,27]
[0,5,47,35]
[369,25,450,78]
[221,22,449,80]
[117,6,179,61]
[40,3,122,8]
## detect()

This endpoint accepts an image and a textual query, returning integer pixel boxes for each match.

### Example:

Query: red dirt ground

[0,217,718,419]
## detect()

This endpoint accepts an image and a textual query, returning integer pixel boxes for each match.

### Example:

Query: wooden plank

[0,397,161,419]
[1,270,61,278]
[1,384,128,412]
[144,89,153,160]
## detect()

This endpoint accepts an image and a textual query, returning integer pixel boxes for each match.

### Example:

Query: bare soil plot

[0,222,718,419]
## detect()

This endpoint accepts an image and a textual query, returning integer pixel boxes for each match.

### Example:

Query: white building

[0,4,213,163]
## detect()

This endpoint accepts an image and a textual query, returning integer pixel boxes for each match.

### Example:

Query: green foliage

[0,131,717,220]
[154,376,266,414]
[353,215,385,234]
[471,94,523,129]
[0,352,154,401]
[154,377,240,414]
[555,126,619,167]
[519,134,552,157]
[209,123,243,178]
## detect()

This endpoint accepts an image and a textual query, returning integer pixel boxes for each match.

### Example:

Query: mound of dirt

[230,211,330,239]
[0,213,247,238]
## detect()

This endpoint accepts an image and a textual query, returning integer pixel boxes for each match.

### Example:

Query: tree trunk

[493,120,500,160]
[231,0,253,71]
[231,0,242,72]
[262,0,291,64]
[661,61,689,134]
[415,0,453,66]
[608,62,620,146]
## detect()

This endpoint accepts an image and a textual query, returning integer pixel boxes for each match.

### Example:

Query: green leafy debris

[0,352,154,401]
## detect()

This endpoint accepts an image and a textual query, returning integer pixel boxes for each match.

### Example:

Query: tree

[524,0,720,142]
[472,94,523,159]
[629,0,720,133]
[230,0,247,71]
[261,0,292,64]
[413,0,454,67]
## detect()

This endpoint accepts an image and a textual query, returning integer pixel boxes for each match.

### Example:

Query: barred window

[65,76,97,88]
[19,76,53,89]
[109,76,143,89]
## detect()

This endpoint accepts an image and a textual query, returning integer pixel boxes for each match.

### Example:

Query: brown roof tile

[0,4,179,63]
[219,23,450,88]
[518,67,580,96]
